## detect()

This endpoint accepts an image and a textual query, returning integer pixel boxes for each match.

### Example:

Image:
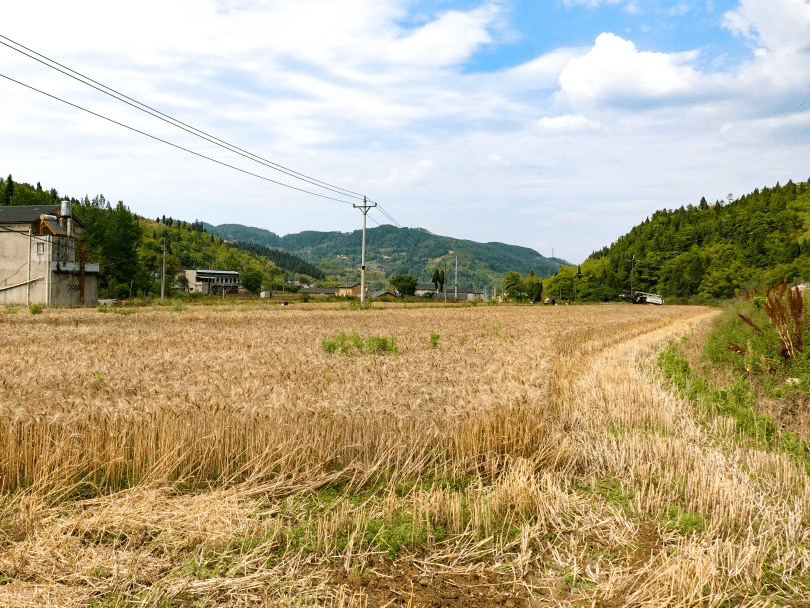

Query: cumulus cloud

[723,0,810,52]
[558,33,701,103]
[4,0,810,264]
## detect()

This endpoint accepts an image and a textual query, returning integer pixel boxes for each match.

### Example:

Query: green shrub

[322,332,397,355]
[429,332,440,349]
[29,304,42,315]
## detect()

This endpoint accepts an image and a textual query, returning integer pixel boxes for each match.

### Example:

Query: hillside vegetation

[0,175,323,298]
[544,179,810,302]
[206,223,566,290]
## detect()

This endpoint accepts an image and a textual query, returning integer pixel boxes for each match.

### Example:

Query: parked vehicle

[620,290,664,305]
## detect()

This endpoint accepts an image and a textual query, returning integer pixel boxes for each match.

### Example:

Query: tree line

[538,179,810,303]
[1,174,325,299]
[230,241,325,280]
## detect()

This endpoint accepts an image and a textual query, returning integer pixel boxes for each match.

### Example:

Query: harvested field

[0,303,808,607]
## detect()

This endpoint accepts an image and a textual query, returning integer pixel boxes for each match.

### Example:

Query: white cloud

[558,33,701,102]
[668,2,693,17]
[723,0,810,52]
[562,0,622,7]
[535,114,601,133]
[4,0,810,265]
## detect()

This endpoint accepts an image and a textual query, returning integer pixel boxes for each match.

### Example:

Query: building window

[36,242,45,254]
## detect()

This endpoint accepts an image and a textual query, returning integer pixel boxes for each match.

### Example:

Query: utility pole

[353,196,376,306]
[444,258,448,302]
[27,225,32,307]
[160,241,167,303]
[453,252,458,300]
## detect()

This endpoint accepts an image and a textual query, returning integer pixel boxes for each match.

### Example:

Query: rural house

[300,287,337,298]
[414,283,438,297]
[336,282,361,297]
[185,269,240,296]
[414,283,484,301]
[0,201,99,306]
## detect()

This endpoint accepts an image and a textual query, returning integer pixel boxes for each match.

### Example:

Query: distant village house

[300,287,336,298]
[185,269,240,296]
[0,201,99,306]
[414,283,484,301]
[336,282,361,297]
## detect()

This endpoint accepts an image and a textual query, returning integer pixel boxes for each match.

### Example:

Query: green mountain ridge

[543,179,810,303]
[205,222,567,290]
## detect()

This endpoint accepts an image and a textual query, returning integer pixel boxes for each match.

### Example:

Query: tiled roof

[0,205,60,223]
[42,218,67,236]
[302,287,336,294]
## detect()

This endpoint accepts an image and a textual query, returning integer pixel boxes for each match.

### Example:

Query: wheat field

[0,303,807,607]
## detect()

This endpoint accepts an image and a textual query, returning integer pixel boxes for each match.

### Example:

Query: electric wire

[373,203,402,228]
[0,34,366,201]
[0,72,358,205]
[1,34,407,230]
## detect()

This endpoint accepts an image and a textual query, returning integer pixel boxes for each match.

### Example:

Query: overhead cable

[0,72,356,205]
[0,34,365,201]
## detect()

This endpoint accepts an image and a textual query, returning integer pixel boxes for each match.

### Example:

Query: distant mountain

[543,179,810,302]
[204,223,566,289]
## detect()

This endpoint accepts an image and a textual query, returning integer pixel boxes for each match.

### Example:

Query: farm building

[372,290,397,299]
[414,283,438,297]
[414,283,484,301]
[336,282,361,297]
[185,269,240,296]
[301,287,336,298]
[451,287,485,302]
[0,201,99,306]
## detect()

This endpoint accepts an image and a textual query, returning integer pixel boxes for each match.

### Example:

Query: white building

[185,269,240,295]
[0,201,99,306]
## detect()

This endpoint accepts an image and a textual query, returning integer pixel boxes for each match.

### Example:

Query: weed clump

[322,331,397,355]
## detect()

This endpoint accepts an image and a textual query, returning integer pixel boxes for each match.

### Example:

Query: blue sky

[2,0,810,264]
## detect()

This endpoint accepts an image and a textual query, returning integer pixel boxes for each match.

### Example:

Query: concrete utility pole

[160,241,167,303]
[353,196,376,306]
[444,258,448,302]
[27,225,32,307]
[451,251,457,300]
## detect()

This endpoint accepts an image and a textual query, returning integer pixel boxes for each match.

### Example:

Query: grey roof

[192,269,240,276]
[0,205,61,224]
[302,287,336,294]
[454,287,481,294]
[338,282,360,288]
[372,290,397,298]
[42,218,67,236]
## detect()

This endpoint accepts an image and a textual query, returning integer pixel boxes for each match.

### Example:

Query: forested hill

[205,223,566,287]
[546,179,810,302]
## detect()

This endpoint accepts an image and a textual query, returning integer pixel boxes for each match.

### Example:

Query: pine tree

[2,175,13,206]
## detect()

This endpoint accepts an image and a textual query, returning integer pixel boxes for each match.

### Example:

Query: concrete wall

[0,228,98,307]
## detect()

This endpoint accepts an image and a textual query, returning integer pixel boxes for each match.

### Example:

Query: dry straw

[1,304,808,607]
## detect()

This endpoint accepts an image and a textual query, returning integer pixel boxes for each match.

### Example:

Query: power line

[1,33,406,231]
[372,203,403,228]
[0,34,366,201]
[0,71,358,205]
